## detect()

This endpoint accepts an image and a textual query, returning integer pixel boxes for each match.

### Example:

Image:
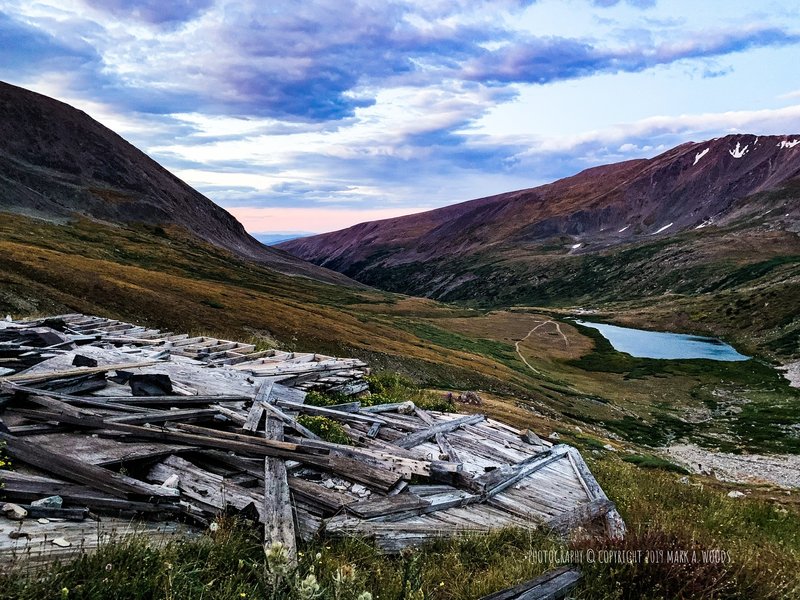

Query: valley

[2,210,796,463]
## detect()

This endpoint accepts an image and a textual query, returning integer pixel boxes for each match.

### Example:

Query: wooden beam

[479,566,582,600]
[0,431,178,500]
[395,414,485,449]
[261,380,297,563]
[0,360,161,384]
[471,445,571,496]
[545,498,614,536]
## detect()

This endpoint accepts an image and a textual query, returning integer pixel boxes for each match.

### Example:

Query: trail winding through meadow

[514,319,569,375]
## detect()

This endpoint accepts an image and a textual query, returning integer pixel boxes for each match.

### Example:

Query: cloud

[0,11,99,75]
[592,0,657,8]
[463,26,800,84]
[82,0,214,25]
[228,206,431,234]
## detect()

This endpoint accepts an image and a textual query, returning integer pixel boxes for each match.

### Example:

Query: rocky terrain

[0,81,354,287]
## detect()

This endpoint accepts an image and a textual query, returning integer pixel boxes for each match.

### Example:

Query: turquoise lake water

[574,320,750,361]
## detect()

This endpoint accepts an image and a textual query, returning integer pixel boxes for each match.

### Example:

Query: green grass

[3,458,799,599]
[297,416,352,445]
[621,454,689,474]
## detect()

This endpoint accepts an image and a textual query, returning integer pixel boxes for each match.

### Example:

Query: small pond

[574,320,750,361]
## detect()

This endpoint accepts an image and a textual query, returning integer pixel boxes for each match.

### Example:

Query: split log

[545,498,614,536]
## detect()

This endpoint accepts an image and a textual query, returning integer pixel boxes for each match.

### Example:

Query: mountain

[0,81,355,287]
[280,134,800,299]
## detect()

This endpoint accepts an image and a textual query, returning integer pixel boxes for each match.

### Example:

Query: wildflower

[105,563,113,571]
[60,588,69,599]
[356,593,373,600]
[296,573,322,600]
[164,562,173,571]
[239,593,247,598]
[266,542,290,578]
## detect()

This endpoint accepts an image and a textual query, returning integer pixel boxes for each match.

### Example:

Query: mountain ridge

[279,133,800,287]
[0,81,358,287]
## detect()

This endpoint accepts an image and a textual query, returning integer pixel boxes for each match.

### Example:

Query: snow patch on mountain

[618,225,629,233]
[693,148,709,165]
[695,218,713,229]
[729,142,749,159]
[779,139,800,149]
[652,223,673,234]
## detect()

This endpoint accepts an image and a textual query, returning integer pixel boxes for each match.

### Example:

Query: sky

[2,0,800,235]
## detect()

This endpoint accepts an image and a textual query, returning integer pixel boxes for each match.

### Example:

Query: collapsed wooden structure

[0,314,624,567]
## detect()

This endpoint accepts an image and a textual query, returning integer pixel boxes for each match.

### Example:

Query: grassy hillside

[1,212,797,455]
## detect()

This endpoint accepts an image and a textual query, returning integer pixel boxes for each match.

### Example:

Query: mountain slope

[0,81,354,287]
[281,134,800,274]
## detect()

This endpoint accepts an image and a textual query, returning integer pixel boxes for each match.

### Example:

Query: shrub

[298,415,352,445]
[622,454,689,474]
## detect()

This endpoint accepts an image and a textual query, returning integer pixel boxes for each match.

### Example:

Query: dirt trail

[515,320,569,375]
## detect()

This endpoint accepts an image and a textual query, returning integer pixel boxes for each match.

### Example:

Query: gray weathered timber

[471,446,571,496]
[243,380,274,433]
[395,414,485,449]
[0,432,179,500]
[479,566,582,600]
[261,380,297,562]
[545,498,614,536]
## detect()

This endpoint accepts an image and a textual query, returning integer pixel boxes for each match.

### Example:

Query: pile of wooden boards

[0,314,624,567]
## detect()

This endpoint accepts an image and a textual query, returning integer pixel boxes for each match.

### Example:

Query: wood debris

[0,314,624,567]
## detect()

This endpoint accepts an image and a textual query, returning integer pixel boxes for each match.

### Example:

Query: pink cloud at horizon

[227,206,430,235]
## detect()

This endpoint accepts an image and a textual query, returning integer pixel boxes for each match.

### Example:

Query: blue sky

[2,0,800,234]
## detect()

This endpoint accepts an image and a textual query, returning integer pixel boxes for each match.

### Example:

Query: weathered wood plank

[277,400,387,424]
[470,445,571,496]
[479,566,582,600]
[395,414,485,449]
[0,360,161,384]
[0,431,179,500]
[545,498,614,536]
[261,379,297,562]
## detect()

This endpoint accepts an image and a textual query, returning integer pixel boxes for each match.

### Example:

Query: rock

[31,495,63,509]
[397,401,415,415]
[548,432,560,440]
[37,518,50,524]
[322,479,335,489]
[727,490,746,498]
[351,484,368,496]
[52,537,71,548]
[575,426,584,433]
[2,503,28,520]
[456,391,482,406]
[678,476,690,485]
[521,429,544,445]
[603,444,616,452]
